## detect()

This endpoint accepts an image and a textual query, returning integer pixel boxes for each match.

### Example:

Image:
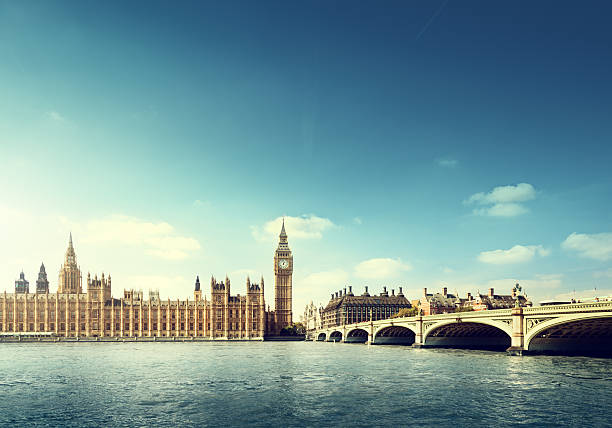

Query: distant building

[420,287,461,315]
[58,233,82,294]
[464,287,531,311]
[36,263,49,294]
[321,286,411,328]
[303,301,323,338]
[14,271,29,294]
[0,225,292,338]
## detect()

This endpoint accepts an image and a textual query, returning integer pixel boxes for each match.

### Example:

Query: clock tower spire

[274,218,293,333]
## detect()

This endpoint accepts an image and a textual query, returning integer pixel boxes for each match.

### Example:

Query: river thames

[1,342,610,427]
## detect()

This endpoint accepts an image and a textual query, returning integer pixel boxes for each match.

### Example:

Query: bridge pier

[412,316,424,348]
[370,323,376,344]
[312,302,612,355]
[506,306,526,356]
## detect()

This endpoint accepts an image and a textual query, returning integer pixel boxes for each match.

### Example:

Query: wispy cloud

[353,217,363,225]
[354,257,412,279]
[44,110,67,122]
[251,214,335,242]
[435,158,458,168]
[122,275,191,299]
[464,183,536,217]
[486,274,562,298]
[562,232,612,261]
[553,288,612,302]
[478,244,550,264]
[229,269,263,281]
[594,268,612,279]
[193,199,211,209]
[64,214,201,260]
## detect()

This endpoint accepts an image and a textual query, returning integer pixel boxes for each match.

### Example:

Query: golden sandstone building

[0,224,293,339]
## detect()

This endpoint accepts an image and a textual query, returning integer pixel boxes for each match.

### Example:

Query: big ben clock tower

[274,219,293,333]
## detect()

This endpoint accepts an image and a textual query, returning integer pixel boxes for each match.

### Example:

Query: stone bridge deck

[311,301,612,355]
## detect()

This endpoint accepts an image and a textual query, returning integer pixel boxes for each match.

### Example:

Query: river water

[0,342,610,427]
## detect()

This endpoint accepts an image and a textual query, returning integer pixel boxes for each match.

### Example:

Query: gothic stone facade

[0,226,292,339]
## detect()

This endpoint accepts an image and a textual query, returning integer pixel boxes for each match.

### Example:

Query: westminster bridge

[312,301,612,355]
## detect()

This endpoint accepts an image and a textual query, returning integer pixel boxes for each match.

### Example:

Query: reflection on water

[0,342,610,427]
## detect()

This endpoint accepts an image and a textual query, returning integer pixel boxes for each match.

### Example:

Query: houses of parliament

[0,223,293,339]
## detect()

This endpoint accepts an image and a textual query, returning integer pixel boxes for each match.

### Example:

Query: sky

[1,1,612,315]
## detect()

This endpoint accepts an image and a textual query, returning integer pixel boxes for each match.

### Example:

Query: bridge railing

[522,301,612,314]
[320,302,612,331]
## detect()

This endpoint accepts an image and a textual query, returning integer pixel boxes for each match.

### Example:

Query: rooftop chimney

[331,293,334,299]
[348,286,353,295]
[392,289,395,296]
[335,292,338,299]
[398,287,404,296]
[343,287,347,296]
[423,287,428,296]
[467,292,472,300]
[443,287,447,297]
[488,287,494,297]
[363,286,370,296]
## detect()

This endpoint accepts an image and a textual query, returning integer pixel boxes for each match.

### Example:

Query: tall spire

[277,218,289,249]
[65,233,76,265]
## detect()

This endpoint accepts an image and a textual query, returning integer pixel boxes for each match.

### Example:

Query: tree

[391,307,419,318]
[279,322,306,336]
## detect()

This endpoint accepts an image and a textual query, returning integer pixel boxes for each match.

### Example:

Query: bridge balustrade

[312,301,612,356]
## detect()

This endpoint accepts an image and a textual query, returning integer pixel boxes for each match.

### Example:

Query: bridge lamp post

[513,283,522,308]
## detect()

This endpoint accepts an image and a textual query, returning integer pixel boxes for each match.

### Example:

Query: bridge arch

[373,325,416,345]
[423,320,511,351]
[525,313,612,356]
[328,330,343,342]
[345,328,368,343]
[316,332,327,341]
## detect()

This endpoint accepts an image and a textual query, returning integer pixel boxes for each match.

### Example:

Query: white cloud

[562,232,612,261]
[251,214,335,242]
[436,158,458,167]
[301,269,349,291]
[465,183,536,217]
[473,203,528,217]
[478,245,550,264]
[354,258,412,279]
[65,214,201,260]
[353,217,363,225]
[122,275,191,299]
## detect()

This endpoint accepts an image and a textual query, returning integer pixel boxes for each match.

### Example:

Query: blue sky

[1,1,611,312]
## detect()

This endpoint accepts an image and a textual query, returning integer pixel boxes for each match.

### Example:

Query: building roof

[424,292,460,308]
[475,293,528,309]
[323,294,411,312]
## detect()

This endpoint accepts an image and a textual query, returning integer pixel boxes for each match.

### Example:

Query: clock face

[278,259,289,269]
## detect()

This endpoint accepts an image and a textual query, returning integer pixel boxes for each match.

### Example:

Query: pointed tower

[194,275,202,301]
[58,233,82,294]
[36,262,49,294]
[274,219,293,333]
[15,271,29,294]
